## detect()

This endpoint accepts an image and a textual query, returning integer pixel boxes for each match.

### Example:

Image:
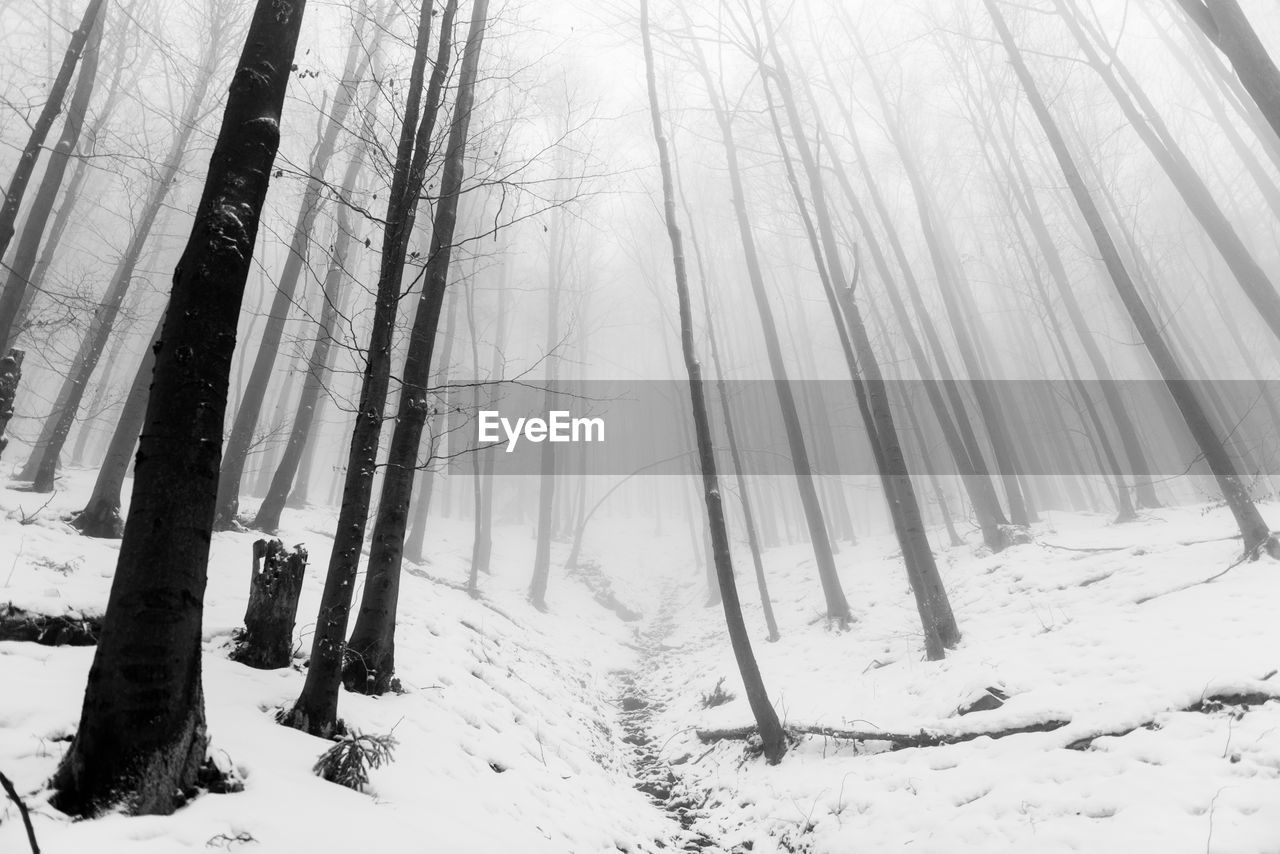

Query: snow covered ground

[1,469,1279,853]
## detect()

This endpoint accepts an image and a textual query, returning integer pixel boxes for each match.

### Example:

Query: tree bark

[231,538,308,670]
[50,0,305,815]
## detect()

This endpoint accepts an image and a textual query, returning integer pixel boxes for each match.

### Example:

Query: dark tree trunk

[22,19,218,493]
[231,539,308,670]
[284,0,453,738]
[644,0,785,763]
[341,0,486,695]
[0,349,24,458]
[0,1,103,351]
[50,0,306,816]
[214,19,379,528]
[0,0,106,285]
[985,0,1275,556]
[70,316,160,538]
[681,11,850,624]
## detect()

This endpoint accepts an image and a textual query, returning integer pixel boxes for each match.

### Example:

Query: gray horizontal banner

[419,379,1280,477]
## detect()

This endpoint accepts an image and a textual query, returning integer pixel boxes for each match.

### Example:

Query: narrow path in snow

[615,588,722,853]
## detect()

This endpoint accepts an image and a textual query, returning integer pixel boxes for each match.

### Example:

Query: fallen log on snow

[697,718,1070,749]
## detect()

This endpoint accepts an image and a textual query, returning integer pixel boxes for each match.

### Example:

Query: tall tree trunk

[214,15,379,527]
[254,87,375,533]
[965,55,1163,509]
[0,0,103,354]
[985,0,1275,556]
[811,46,1011,548]
[529,185,563,610]
[1174,0,1280,144]
[757,26,958,656]
[22,18,219,492]
[469,266,504,589]
[673,139,779,641]
[70,315,161,537]
[642,0,785,762]
[340,0,485,696]
[50,0,305,815]
[1056,0,1280,346]
[283,0,454,737]
[0,0,106,286]
[17,24,130,331]
[405,287,460,565]
[680,8,850,623]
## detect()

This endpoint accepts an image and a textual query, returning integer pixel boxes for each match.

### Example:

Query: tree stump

[0,348,24,459]
[231,538,307,669]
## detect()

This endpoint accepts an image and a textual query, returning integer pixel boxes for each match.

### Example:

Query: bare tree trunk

[810,47,1011,549]
[469,266,504,589]
[757,27,958,656]
[1056,0,1280,346]
[680,8,850,623]
[17,26,130,331]
[70,315,160,537]
[674,138,779,641]
[0,0,107,287]
[50,0,305,815]
[340,0,485,696]
[22,17,220,492]
[405,287,459,565]
[284,0,454,737]
[642,0,785,762]
[1174,0,1280,144]
[254,89,374,533]
[214,14,379,527]
[0,0,103,355]
[0,349,23,457]
[529,187,563,610]
[985,0,1275,556]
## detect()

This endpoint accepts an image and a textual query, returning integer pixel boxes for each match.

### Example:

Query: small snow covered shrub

[312,730,398,791]
[700,677,735,709]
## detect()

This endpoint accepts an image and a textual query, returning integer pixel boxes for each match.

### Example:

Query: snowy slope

[0,470,677,853]
[3,469,1280,853]
[650,505,1280,853]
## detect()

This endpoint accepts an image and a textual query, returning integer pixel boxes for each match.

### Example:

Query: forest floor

[1,469,1279,852]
